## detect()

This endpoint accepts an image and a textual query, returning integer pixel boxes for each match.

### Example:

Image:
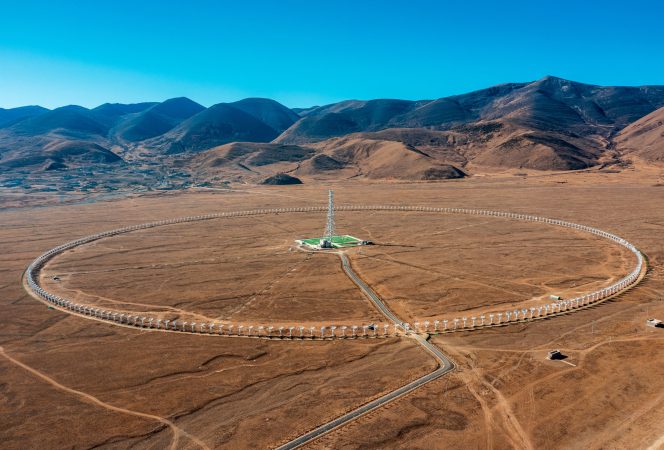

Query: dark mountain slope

[275,77,664,144]
[0,105,118,169]
[7,105,108,137]
[0,140,121,170]
[261,173,303,185]
[291,106,318,117]
[483,76,664,132]
[229,98,300,134]
[0,106,49,127]
[91,102,157,128]
[112,97,205,142]
[143,103,280,154]
[276,99,422,143]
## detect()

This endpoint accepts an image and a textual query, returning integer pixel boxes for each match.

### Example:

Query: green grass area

[298,235,363,248]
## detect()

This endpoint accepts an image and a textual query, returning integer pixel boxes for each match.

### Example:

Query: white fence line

[25,206,645,339]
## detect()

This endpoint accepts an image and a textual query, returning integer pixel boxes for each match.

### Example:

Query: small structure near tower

[646,318,663,328]
[547,349,566,360]
[296,190,369,250]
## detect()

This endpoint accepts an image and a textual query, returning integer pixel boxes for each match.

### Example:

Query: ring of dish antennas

[26,191,644,340]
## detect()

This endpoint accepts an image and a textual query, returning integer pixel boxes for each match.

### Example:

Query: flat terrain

[2,167,664,449]
[348,211,632,323]
[40,217,384,326]
[39,201,630,328]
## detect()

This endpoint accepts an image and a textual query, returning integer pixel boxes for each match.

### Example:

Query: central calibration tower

[296,190,370,250]
[320,190,335,248]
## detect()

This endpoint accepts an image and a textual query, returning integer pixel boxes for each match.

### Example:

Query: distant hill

[0,105,49,127]
[229,98,300,134]
[273,77,664,171]
[112,97,205,142]
[190,142,314,169]
[0,97,300,170]
[91,102,157,128]
[480,76,664,133]
[261,173,303,185]
[299,137,466,180]
[0,105,126,170]
[8,105,108,137]
[183,142,314,183]
[92,102,157,117]
[350,120,604,171]
[0,140,121,171]
[276,99,424,144]
[1,78,663,181]
[275,77,664,145]
[142,103,288,154]
[291,106,319,117]
[185,138,466,183]
[615,106,664,164]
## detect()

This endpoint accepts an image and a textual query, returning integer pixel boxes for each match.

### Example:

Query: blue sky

[1,0,663,109]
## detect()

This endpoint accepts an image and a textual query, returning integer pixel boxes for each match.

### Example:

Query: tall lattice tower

[321,190,335,247]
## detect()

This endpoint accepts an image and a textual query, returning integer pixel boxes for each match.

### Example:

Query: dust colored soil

[40,201,630,328]
[346,211,633,323]
[39,216,384,326]
[1,165,664,449]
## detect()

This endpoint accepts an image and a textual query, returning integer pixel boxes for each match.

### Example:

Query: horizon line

[3,75,664,111]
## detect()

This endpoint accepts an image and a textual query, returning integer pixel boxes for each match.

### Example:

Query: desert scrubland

[1,168,664,449]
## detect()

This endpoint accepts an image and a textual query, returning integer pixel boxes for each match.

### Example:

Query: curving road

[275,253,455,449]
[339,254,452,368]
[338,253,404,325]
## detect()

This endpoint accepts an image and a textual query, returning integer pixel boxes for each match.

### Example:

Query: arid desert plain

[2,167,664,449]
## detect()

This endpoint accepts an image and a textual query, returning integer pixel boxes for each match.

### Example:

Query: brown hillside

[186,139,466,182]
[274,77,664,145]
[471,133,598,170]
[192,142,314,168]
[352,120,604,171]
[184,142,314,183]
[300,137,466,180]
[615,106,664,164]
[0,139,121,170]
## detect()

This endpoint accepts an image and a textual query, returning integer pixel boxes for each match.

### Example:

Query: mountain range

[1,76,663,187]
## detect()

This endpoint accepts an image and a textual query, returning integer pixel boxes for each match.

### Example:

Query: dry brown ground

[1,166,664,449]
[347,212,632,323]
[39,216,384,326]
[0,194,435,449]
[38,199,630,328]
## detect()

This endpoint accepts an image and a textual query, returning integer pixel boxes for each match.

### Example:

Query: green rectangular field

[298,235,363,248]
